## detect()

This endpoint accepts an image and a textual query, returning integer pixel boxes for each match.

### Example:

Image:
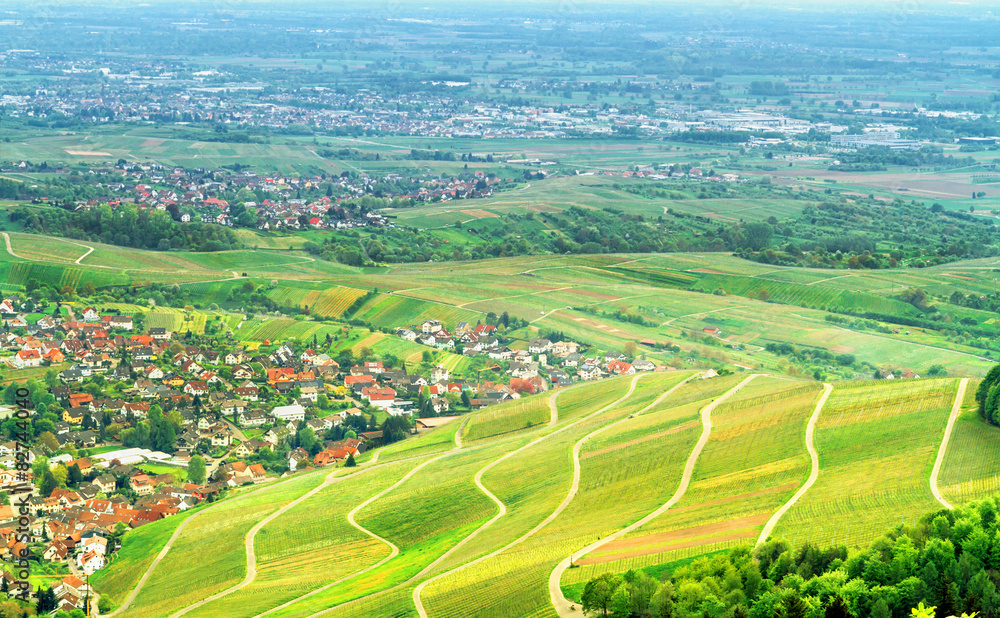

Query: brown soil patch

[689,268,727,274]
[570,288,620,301]
[598,514,769,554]
[526,204,563,213]
[65,150,112,156]
[578,530,758,565]
[460,209,499,218]
[830,345,855,354]
[582,420,700,460]
[141,139,165,147]
[944,273,977,281]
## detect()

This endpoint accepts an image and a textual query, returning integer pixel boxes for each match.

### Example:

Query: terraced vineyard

[772,378,959,548]
[92,371,999,618]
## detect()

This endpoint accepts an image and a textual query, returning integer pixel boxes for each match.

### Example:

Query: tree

[51,465,68,488]
[743,222,773,251]
[976,364,1000,420]
[623,341,638,357]
[380,416,411,445]
[67,463,83,488]
[581,573,621,616]
[297,427,317,453]
[188,455,206,485]
[38,431,59,452]
[38,470,59,498]
[36,585,56,613]
[825,596,853,618]
[345,453,356,467]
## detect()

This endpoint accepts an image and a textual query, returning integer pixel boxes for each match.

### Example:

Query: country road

[755,383,833,546]
[930,378,970,510]
[548,374,761,617]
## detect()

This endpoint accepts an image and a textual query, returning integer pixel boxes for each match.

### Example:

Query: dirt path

[104,427,436,618]
[410,373,660,618]
[102,510,201,617]
[662,305,740,326]
[548,374,761,617]
[2,233,20,259]
[930,378,970,510]
[75,244,95,264]
[806,274,853,286]
[755,383,833,547]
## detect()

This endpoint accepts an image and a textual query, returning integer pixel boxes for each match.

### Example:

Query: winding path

[255,454,453,618]
[548,374,761,617]
[755,382,833,546]
[930,377,970,510]
[410,373,660,618]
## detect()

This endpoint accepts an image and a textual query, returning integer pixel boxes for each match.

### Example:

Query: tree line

[580,495,1000,617]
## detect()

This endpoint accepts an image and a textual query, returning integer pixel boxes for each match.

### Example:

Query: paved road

[930,378,970,510]
[755,383,833,546]
[548,374,761,617]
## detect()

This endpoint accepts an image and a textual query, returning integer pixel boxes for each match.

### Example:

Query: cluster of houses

[397,318,662,392]
[14,157,505,231]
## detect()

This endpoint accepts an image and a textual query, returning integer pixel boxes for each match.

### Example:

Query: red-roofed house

[12,349,41,368]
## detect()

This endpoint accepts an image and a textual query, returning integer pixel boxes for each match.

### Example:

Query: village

[4,161,510,232]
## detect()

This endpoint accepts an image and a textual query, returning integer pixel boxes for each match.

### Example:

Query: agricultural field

[85,365,1000,618]
[772,379,959,548]
[937,379,1000,505]
[181,460,417,618]
[109,472,327,618]
[562,379,822,588]
[421,372,731,618]
[462,392,551,441]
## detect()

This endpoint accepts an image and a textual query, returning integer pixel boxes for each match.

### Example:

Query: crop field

[688,273,916,316]
[182,461,417,618]
[90,509,199,609]
[233,317,343,344]
[772,379,958,549]
[144,309,185,332]
[106,472,327,618]
[355,293,482,328]
[91,368,994,618]
[462,393,551,441]
[268,441,514,616]
[264,283,368,317]
[570,380,822,576]
[938,380,1000,505]
[377,418,463,463]
[422,373,732,618]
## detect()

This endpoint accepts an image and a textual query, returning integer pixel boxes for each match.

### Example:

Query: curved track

[548,374,761,617]
[930,377,970,510]
[410,373,653,618]
[755,382,832,546]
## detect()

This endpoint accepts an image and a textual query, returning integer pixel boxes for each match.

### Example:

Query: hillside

[88,369,998,617]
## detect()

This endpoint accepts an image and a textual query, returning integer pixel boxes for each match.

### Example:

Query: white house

[272,403,306,422]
